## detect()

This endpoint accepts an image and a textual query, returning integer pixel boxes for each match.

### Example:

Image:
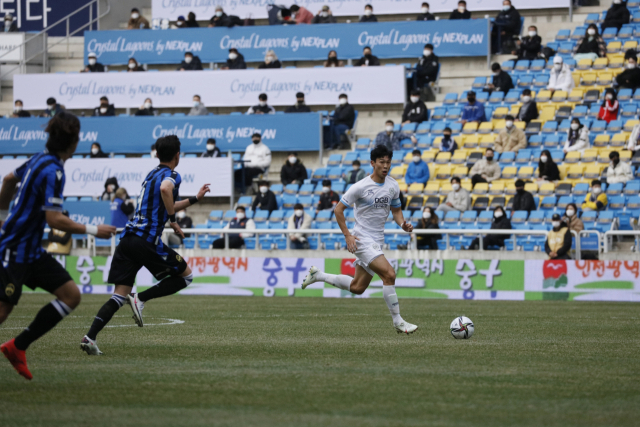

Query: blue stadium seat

[284,184,299,195]
[515,149,532,164]
[501,60,515,71]
[443,93,458,104]
[472,77,488,89]
[327,154,342,166]
[270,184,283,195]
[555,29,571,40]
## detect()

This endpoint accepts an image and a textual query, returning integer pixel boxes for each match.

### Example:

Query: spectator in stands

[491,0,521,54]
[563,118,590,153]
[290,5,314,24]
[175,16,187,28]
[627,120,640,151]
[436,177,470,212]
[537,150,561,183]
[285,92,311,113]
[511,179,536,215]
[582,180,608,212]
[416,44,439,88]
[101,177,119,201]
[47,210,72,255]
[460,91,486,124]
[360,4,378,22]
[93,96,115,117]
[189,94,209,116]
[324,50,344,67]
[469,206,512,250]
[440,127,458,153]
[373,120,417,151]
[417,2,435,21]
[177,52,203,71]
[343,160,366,184]
[252,181,279,213]
[328,94,355,149]
[186,12,199,27]
[288,204,312,249]
[562,203,584,234]
[281,152,308,185]
[168,209,193,246]
[110,188,134,229]
[485,62,514,94]
[598,88,619,123]
[213,206,255,249]
[402,90,428,124]
[494,115,526,153]
[82,52,105,73]
[545,213,572,260]
[135,98,156,116]
[235,133,272,188]
[90,142,109,158]
[222,48,247,70]
[209,6,233,27]
[573,24,606,61]
[356,46,380,67]
[405,149,430,185]
[317,179,340,212]
[312,6,337,23]
[516,89,538,124]
[449,0,471,19]
[259,50,282,69]
[2,13,17,32]
[615,51,640,90]
[127,8,150,29]
[202,138,221,158]
[43,97,63,118]
[469,148,500,187]
[127,57,145,72]
[547,56,575,94]
[601,0,630,32]
[247,93,276,115]
[415,207,440,250]
[515,26,542,60]
[11,99,30,118]
[607,151,633,184]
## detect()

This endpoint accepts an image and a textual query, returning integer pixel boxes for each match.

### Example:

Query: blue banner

[64,201,111,226]
[4,0,98,36]
[84,19,489,65]
[0,114,322,155]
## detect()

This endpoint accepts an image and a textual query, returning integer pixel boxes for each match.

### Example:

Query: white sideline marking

[0,315,185,330]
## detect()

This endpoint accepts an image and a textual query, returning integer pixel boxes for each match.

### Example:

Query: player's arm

[335,201,358,253]
[173,184,211,212]
[160,179,188,239]
[391,206,413,233]
[0,171,19,216]
[45,211,115,238]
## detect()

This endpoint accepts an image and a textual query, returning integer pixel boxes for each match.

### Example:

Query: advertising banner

[84,19,488,65]
[64,201,112,226]
[0,114,322,155]
[14,66,406,110]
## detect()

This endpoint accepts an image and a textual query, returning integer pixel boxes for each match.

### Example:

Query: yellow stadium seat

[581,72,597,86]
[576,58,592,70]
[436,165,453,180]
[551,90,568,102]
[557,164,570,180]
[611,133,629,147]
[597,71,613,86]
[624,119,639,132]
[462,134,480,148]
[582,149,598,163]
[453,166,468,179]
[424,181,440,196]
[598,148,613,163]
[566,165,585,180]
[620,150,632,161]
[624,40,638,51]
[509,104,521,117]
[517,166,534,180]
[606,52,625,63]
[461,181,472,192]
[568,88,585,102]
[514,121,526,130]
[609,56,624,69]
[539,106,557,122]
[431,137,442,149]
[403,152,413,164]
[505,182,517,195]
[473,182,489,194]
[493,106,509,119]
[407,183,424,195]
[477,122,494,134]
[536,90,552,102]
[584,164,603,180]
[439,182,452,194]
[524,182,538,194]
[502,166,517,179]
[435,152,452,164]
[607,41,622,53]
[398,182,408,193]
[493,119,506,130]
[489,181,504,195]
[479,134,496,148]
[462,122,478,134]
[592,57,608,70]
[564,151,581,163]
[451,150,468,164]
[593,134,611,147]
[390,165,407,179]
[538,182,556,196]
[422,150,437,162]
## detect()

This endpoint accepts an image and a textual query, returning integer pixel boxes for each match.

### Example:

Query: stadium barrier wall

[85,19,489,65]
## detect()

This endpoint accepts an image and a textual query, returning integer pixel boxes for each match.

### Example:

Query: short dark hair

[14,99,22,104]
[363,46,372,51]
[229,47,238,53]
[529,25,537,31]
[422,2,429,6]
[294,203,304,210]
[252,133,261,139]
[236,206,246,213]
[46,97,56,105]
[185,51,193,56]
[591,179,601,187]
[385,120,394,126]
[193,94,201,99]
[458,0,466,4]
[352,159,361,166]
[207,138,216,144]
[365,4,373,9]
[156,135,181,162]
[45,111,80,153]
[443,127,452,133]
[258,180,270,187]
[522,89,531,96]
[412,149,421,156]
[609,151,619,159]
[322,179,332,187]
[491,62,501,72]
[100,96,108,102]
[259,93,267,101]
[505,114,514,121]
[486,147,494,153]
[296,92,304,98]
[290,4,300,12]
[370,144,393,162]
[450,177,461,184]
[410,89,420,96]
[339,93,348,99]
[625,49,638,61]
[288,151,298,156]
[131,8,139,12]
[424,43,434,50]
[515,179,525,188]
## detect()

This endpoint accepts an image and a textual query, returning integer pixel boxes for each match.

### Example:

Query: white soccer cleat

[394,321,418,335]
[301,266,319,289]
[80,335,103,356]
[127,294,144,327]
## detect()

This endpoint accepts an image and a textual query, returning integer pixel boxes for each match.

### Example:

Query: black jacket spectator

[417,12,435,21]
[402,100,428,123]
[202,147,221,158]
[1,19,17,32]
[449,9,471,19]
[43,104,63,118]
[248,103,276,115]
[518,100,538,123]
[615,66,640,90]
[415,219,440,249]
[210,12,240,28]
[226,53,247,70]
[417,53,439,86]
[495,5,521,37]
[333,104,356,128]
[492,70,514,93]
[355,54,380,66]
[12,110,30,118]
[285,103,311,113]
[538,156,561,181]
[601,2,630,31]
[318,191,340,211]
[312,14,337,24]
[85,62,105,72]
[252,191,278,213]
[281,160,308,185]
[177,55,203,71]
[359,14,377,22]
[135,106,156,116]
[512,190,536,212]
[518,35,542,60]
[487,214,512,246]
[259,60,282,69]
[93,104,115,117]
[574,32,606,57]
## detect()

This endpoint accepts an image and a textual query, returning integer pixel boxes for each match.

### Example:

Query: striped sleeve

[41,166,64,212]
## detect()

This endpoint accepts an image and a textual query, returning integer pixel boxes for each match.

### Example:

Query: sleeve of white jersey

[390,181,401,208]
[340,182,360,208]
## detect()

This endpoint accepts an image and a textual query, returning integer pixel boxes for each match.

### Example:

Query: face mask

[322,187,330,194]
[297,99,305,105]
[364,9,372,16]
[14,105,22,112]
[236,212,245,219]
[289,157,297,164]
[364,52,372,58]
[467,97,475,103]
[443,133,451,139]
[128,62,136,69]
[458,6,465,13]
[266,56,274,63]
[528,31,537,37]
[100,107,107,114]
[91,148,99,155]
[177,21,184,26]
[486,156,493,162]
[540,155,548,163]
[422,211,431,219]
[505,120,513,128]
[321,12,328,17]
[592,187,601,195]
[522,95,531,103]
[294,209,304,217]
[339,98,347,105]
[502,5,510,11]
[386,125,394,132]
[571,123,579,130]
[259,186,268,194]
[88,59,96,65]
[184,57,192,64]
[422,7,429,13]
[151,150,157,158]
[107,185,115,192]
[131,13,139,19]
[494,210,503,218]
[193,101,201,107]
[493,71,501,77]
[412,157,421,163]
[554,64,562,71]
[206,144,215,151]
[423,49,432,56]
[552,221,561,228]
[229,53,237,60]
[587,29,596,36]
[606,94,613,100]
[259,101,266,107]
[410,96,420,103]
[177,211,186,219]
[215,11,223,17]
[144,102,152,109]
[612,157,620,165]
[452,183,460,191]
[566,209,575,217]
[48,104,55,110]
[252,139,260,144]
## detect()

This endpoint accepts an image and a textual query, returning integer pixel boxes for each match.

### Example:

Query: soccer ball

[450,316,474,339]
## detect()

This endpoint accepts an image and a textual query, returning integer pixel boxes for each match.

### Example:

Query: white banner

[0,34,24,61]
[152,0,569,20]
[13,66,406,110]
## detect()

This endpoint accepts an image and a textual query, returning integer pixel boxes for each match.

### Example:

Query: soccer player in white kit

[302,145,418,334]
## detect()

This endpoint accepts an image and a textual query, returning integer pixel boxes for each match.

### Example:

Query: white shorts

[354,238,384,277]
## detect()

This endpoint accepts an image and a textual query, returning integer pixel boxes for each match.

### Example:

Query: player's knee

[59,283,81,309]
[351,284,366,295]
[381,268,396,284]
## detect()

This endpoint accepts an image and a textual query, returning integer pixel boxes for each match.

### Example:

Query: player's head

[45,111,81,158]
[370,145,393,178]
[156,135,181,166]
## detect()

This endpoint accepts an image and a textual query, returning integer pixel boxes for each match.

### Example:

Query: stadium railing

[603,230,640,253]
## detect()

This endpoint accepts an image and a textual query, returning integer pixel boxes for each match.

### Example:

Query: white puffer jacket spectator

[243,141,272,170]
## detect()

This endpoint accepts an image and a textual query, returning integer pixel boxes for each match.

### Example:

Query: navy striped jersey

[0,151,65,263]
[124,164,181,246]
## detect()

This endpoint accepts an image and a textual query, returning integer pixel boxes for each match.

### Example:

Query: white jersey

[340,175,401,244]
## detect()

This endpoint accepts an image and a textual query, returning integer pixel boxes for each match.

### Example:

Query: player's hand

[197,184,211,200]
[170,222,185,239]
[345,235,359,254]
[401,221,413,233]
[96,225,117,239]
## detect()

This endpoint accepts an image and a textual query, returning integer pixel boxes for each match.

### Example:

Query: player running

[0,112,116,379]
[301,145,417,334]
[81,135,210,355]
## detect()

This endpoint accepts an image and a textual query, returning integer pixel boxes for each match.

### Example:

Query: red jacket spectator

[292,5,314,24]
[598,93,619,123]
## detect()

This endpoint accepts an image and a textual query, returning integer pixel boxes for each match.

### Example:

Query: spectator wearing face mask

[202,138,221,158]
[402,90,428,124]
[101,177,119,202]
[485,62,514,94]
[328,94,356,149]
[252,181,278,213]
[110,188,135,229]
[42,97,63,118]
[598,88,619,123]
[209,6,234,27]
[405,149,430,185]
[312,6,337,23]
[469,148,500,187]
[627,118,640,152]
[536,150,560,183]
[127,8,150,29]
[511,179,536,215]
[494,115,526,153]
[343,160,366,184]
[178,52,203,71]
[469,206,512,250]
[547,56,575,94]
[615,51,640,90]
[285,92,312,113]
[373,120,417,151]
[516,26,542,60]
[417,2,435,21]
[235,133,272,188]
[259,50,282,69]
[415,207,440,250]
[545,213,572,260]
[90,142,109,158]
[189,94,209,116]
[360,4,377,22]
[247,93,276,115]
[573,24,606,61]
[213,207,255,249]
[450,0,471,19]
[491,0,521,54]
[436,177,470,212]
[288,204,312,249]
[175,16,187,28]
[127,57,145,72]
[46,210,72,255]
[93,96,115,117]
[135,98,156,116]
[1,13,17,32]
[11,99,30,118]
[562,203,584,235]
[460,91,486,124]
[440,128,458,153]
[601,0,630,32]
[516,89,538,124]
[324,50,344,67]
[168,209,193,246]
[582,180,607,212]
[186,12,199,27]
[564,119,590,154]
[290,5,314,24]
[82,52,105,73]
[281,152,308,185]
[317,179,340,212]
[356,46,380,67]
[416,44,439,88]
[606,151,633,184]
[222,48,247,70]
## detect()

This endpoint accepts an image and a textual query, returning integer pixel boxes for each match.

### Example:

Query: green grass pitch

[1,294,639,427]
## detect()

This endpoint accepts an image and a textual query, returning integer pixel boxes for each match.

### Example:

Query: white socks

[314,271,352,291]
[383,285,403,324]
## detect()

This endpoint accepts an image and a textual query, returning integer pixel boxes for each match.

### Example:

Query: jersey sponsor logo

[374,197,389,204]
[176,254,182,262]
[372,243,380,251]
[55,170,63,181]
[5,283,15,296]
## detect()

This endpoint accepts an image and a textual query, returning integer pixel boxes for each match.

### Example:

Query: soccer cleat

[127,293,144,327]
[301,266,319,289]
[394,321,418,335]
[0,338,33,380]
[80,335,103,356]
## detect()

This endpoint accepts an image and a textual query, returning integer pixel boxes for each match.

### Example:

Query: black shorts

[108,234,187,287]
[0,252,73,306]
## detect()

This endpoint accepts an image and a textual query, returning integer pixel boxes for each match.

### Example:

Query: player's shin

[138,274,192,302]
[14,299,74,351]
[382,285,403,324]
[87,294,126,340]
[316,271,352,291]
